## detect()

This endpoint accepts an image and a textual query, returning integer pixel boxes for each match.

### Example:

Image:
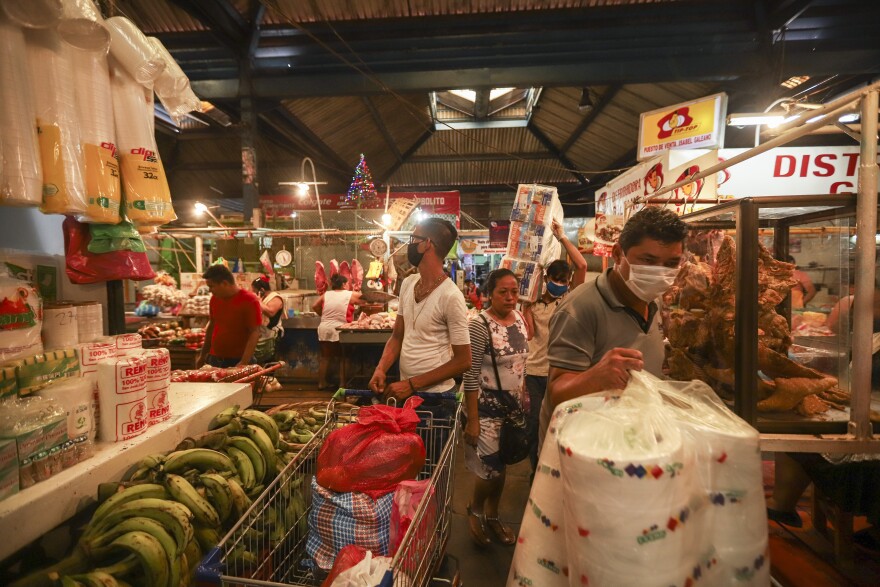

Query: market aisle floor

[446,443,531,586]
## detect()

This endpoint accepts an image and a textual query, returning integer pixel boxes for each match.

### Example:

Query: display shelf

[0,382,252,561]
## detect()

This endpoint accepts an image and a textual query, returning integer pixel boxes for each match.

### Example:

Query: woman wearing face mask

[538,207,689,447]
[520,220,587,476]
[463,269,532,546]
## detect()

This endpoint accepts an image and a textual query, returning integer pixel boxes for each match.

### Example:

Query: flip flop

[766,507,803,528]
[485,516,516,545]
[467,505,491,546]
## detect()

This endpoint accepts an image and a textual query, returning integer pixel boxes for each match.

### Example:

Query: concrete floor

[444,442,532,587]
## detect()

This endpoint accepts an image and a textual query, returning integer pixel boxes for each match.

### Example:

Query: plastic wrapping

[157,83,202,125]
[71,48,121,223]
[149,37,189,99]
[25,27,88,216]
[317,398,426,499]
[37,376,92,440]
[57,0,109,53]
[0,0,63,29]
[63,216,155,284]
[110,63,176,226]
[389,478,435,556]
[509,371,768,587]
[105,16,164,84]
[0,273,43,363]
[0,17,43,207]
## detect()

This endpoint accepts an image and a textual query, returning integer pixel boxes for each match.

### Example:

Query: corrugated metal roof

[414,128,544,157]
[388,158,576,187]
[264,0,682,25]
[113,0,206,33]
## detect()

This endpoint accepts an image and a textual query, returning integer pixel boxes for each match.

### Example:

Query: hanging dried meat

[664,234,850,416]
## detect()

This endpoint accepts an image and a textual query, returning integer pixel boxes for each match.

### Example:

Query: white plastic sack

[330,550,392,587]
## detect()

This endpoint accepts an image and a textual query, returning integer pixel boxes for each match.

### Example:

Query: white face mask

[624,262,679,302]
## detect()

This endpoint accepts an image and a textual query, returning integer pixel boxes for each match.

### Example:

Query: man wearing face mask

[370,218,472,438]
[538,207,688,446]
[521,220,587,474]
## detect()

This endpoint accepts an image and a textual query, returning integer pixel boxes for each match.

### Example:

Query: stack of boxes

[501,184,563,301]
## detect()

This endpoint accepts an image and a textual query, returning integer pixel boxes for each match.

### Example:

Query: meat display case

[670,194,879,437]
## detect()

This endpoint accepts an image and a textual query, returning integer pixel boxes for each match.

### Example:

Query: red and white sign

[716,146,866,196]
[260,192,460,216]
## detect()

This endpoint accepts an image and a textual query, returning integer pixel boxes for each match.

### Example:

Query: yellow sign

[637,92,727,161]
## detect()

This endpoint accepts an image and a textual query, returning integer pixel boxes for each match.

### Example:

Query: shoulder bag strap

[479,314,503,391]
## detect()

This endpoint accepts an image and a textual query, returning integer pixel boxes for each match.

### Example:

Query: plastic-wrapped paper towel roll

[71,47,120,223]
[110,63,176,226]
[105,17,164,84]
[110,333,142,356]
[42,303,79,350]
[97,355,147,442]
[507,396,607,587]
[37,377,92,440]
[0,0,63,29]
[0,18,43,207]
[133,347,171,425]
[25,27,87,216]
[0,275,43,363]
[76,340,115,440]
[149,37,189,99]
[74,301,103,343]
[57,0,109,53]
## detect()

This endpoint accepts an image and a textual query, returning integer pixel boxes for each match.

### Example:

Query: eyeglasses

[408,235,430,245]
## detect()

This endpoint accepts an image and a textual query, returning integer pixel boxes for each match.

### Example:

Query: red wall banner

[260,192,460,217]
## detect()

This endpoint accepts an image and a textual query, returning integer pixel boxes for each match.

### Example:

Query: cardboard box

[500,257,542,302]
[510,184,556,226]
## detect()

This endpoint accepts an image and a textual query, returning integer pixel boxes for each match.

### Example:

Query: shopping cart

[197,389,462,587]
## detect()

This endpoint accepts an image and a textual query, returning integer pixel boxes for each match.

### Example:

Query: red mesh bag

[320,545,368,587]
[63,216,155,284]
[317,398,426,499]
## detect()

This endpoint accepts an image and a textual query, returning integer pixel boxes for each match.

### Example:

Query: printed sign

[638,93,727,160]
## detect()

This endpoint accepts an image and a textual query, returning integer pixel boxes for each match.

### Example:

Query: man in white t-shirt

[370,218,471,440]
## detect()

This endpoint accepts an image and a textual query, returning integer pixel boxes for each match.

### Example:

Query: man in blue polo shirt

[538,207,689,445]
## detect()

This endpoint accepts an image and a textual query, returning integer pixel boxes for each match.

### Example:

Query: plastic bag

[328,550,392,587]
[322,545,367,587]
[317,398,426,498]
[0,273,43,363]
[87,220,147,253]
[389,479,435,555]
[63,216,155,284]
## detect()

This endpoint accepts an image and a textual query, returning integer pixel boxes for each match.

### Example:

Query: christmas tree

[345,154,378,204]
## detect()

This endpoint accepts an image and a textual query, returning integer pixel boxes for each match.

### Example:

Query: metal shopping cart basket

[197,389,462,587]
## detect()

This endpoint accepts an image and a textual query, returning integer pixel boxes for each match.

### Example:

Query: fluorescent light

[839,113,859,123]
[727,112,787,126]
[194,202,207,214]
[381,212,392,225]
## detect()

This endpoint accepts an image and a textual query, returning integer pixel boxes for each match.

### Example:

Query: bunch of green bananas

[12,404,321,587]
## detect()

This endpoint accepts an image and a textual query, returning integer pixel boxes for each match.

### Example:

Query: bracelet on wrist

[408,379,416,393]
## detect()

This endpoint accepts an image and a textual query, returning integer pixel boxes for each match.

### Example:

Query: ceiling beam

[171,161,302,172]
[768,0,814,31]
[380,127,435,185]
[560,85,622,155]
[168,0,247,57]
[526,123,589,186]
[473,89,490,121]
[362,97,402,162]
[268,107,353,174]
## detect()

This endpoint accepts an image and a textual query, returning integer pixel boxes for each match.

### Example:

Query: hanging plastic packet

[87,219,147,254]
[109,62,176,227]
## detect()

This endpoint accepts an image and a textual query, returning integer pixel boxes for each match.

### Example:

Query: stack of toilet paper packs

[508,371,768,587]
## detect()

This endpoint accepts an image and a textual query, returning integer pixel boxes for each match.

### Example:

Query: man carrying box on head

[538,207,689,446]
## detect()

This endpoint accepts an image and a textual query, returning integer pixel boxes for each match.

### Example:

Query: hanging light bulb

[296,183,309,197]
[290,211,298,218]
[381,212,392,225]
[194,201,207,214]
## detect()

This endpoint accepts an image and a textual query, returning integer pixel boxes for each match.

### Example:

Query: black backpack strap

[479,314,503,391]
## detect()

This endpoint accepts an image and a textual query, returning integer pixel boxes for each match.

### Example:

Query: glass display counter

[667,194,879,435]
